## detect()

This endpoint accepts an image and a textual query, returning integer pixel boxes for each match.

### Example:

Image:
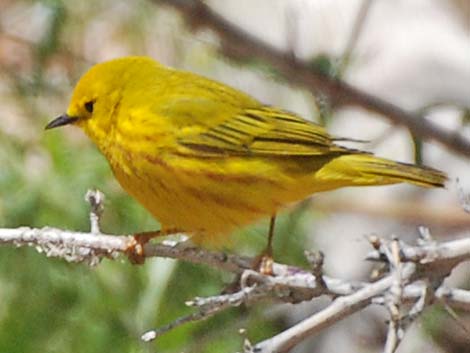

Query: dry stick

[142,271,470,347]
[366,234,470,269]
[383,239,405,353]
[85,189,105,234]
[141,264,469,346]
[142,283,266,342]
[155,0,470,158]
[434,287,470,311]
[0,226,252,272]
[252,231,468,353]
[251,263,416,353]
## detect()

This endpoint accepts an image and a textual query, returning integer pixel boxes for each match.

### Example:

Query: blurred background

[0,0,469,352]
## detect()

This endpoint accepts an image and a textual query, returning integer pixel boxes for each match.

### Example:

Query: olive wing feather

[177,106,353,157]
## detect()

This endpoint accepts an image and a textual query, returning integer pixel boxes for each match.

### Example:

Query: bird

[46,56,447,268]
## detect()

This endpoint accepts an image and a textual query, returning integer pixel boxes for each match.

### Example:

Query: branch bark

[154,0,470,158]
[252,264,416,353]
[0,226,252,272]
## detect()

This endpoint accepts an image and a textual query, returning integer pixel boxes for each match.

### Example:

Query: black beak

[45,114,79,130]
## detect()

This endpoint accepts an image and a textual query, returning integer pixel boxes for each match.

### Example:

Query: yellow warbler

[46,56,446,248]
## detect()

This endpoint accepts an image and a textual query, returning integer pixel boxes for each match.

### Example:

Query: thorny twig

[85,189,105,234]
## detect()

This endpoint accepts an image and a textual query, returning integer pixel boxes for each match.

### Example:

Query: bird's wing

[177,106,353,157]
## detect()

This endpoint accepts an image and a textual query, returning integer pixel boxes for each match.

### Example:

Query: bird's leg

[222,216,277,294]
[254,215,276,275]
[126,227,182,264]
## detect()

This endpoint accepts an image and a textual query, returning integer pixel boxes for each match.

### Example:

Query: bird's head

[46,56,158,144]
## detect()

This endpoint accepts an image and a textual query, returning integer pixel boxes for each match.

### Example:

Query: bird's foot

[221,252,274,294]
[252,252,274,276]
[125,228,182,264]
[125,231,156,265]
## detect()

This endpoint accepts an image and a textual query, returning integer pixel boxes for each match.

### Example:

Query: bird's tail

[318,154,447,188]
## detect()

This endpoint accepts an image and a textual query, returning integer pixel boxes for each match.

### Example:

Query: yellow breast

[106,142,292,244]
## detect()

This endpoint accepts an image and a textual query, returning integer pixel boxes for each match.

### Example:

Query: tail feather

[323,154,447,188]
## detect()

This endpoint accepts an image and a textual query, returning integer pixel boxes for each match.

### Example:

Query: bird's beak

[45,114,79,130]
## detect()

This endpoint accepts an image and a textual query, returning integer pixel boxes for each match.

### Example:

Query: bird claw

[125,229,183,264]
[125,233,153,265]
[221,254,274,294]
[257,254,274,276]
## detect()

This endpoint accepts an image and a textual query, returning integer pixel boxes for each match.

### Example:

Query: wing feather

[177,106,354,157]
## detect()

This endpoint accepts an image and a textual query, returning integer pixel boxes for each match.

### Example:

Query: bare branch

[85,189,105,234]
[142,283,263,342]
[0,226,253,272]
[383,239,406,353]
[154,0,470,158]
[436,287,470,311]
[366,231,470,273]
[253,263,415,353]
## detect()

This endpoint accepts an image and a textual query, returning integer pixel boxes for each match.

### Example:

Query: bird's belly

[109,156,288,245]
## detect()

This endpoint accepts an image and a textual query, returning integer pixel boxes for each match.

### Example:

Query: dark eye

[84,101,94,113]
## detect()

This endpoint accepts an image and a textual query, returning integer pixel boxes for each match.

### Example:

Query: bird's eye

[84,101,95,113]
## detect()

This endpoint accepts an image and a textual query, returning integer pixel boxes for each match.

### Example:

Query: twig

[305,250,327,292]
[383,239,405,353]
[253,263,415,353]
[154,0,470,158]
[435,287,470,311]
[142,284,262,342]
[140,240,470,348]
[0,226,253,272]
[366,232,470,271]
[85,189,105,234]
